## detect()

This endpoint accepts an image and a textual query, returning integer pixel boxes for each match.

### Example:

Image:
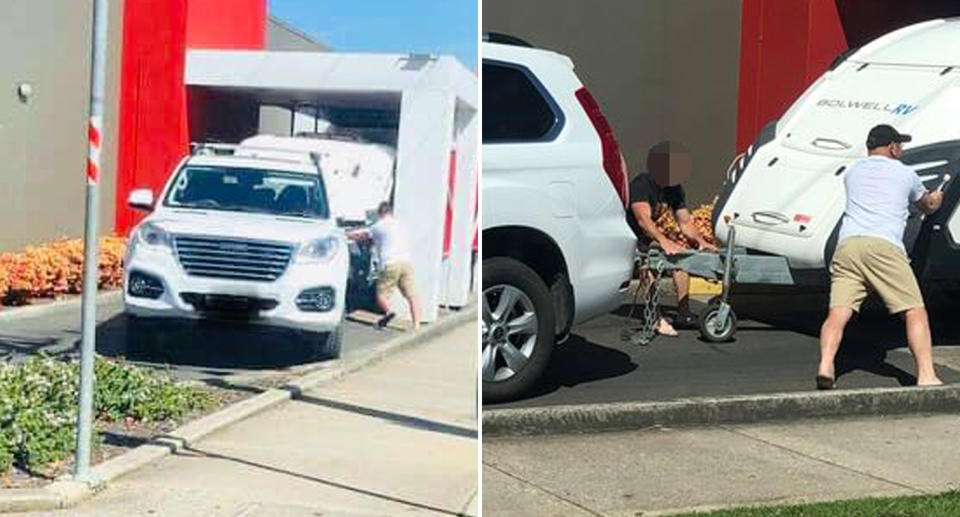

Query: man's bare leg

[819,306,854,379]
[375,292,397,329]
[674,271,692,320]
[643,270,676,335]
[406,293,422,330]
[376,293,392,315]
[903,307,942,386]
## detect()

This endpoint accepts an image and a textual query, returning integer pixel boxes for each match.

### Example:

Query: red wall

[115,0,190,234]
[735,0,960,153]
[185,0,266,49]
[115,0,267,234]
[736,0,847,152]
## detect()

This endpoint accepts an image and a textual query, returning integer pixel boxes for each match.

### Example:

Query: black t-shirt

[626,173,686,242]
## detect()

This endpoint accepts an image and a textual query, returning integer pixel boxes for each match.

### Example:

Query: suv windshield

[164,165,329,219]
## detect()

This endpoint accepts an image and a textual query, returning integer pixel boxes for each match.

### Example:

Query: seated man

[626,142,716,336]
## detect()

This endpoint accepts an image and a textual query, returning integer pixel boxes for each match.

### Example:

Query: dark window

[164,166,329,219]
[483,61,561,142]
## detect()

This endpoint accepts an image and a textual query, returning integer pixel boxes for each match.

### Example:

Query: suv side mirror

[128,188,155,211]
[336,216,346,227]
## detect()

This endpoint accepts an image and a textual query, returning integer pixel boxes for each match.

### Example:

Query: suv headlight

[297,236,340,264]
[133,222,172,250]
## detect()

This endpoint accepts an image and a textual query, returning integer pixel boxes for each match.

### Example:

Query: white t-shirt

[838,155,926,253]
[370,216,411,266]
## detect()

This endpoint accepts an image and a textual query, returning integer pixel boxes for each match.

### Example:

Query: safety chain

[624,249,666,346]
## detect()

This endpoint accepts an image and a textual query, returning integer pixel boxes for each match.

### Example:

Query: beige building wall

[258,16,329,136]
[0,0,123,251]
[483,0,742,205]
[267,16,328,52]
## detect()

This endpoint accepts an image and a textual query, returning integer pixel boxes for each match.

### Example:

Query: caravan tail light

[575,87,628,209]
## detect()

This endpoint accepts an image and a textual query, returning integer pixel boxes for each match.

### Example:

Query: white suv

[482,34,636,401]
[123,145,349,358]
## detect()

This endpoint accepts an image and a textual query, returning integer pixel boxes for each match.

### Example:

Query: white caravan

[240,134,396,223]
[713,19,960,286]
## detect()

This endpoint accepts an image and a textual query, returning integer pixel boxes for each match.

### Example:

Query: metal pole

[75,0,109,483]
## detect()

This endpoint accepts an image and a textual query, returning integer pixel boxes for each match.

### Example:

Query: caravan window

[483,61,563,142]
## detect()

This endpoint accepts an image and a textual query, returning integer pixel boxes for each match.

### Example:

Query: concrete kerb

[460,488,479,517]
[0,304,477,513]
[483,384,960,437]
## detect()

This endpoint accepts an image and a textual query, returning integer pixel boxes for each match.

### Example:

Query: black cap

[867,124,912,150]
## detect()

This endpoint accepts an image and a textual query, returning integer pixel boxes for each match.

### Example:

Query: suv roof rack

[483,32,533,48]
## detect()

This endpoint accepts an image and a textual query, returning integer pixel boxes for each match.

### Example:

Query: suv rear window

[483,61,562,143]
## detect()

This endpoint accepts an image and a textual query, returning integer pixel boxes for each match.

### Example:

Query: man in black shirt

[627,142,716,335]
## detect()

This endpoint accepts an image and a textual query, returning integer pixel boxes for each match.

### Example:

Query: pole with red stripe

[76,0,109,483]
[87,117,102,184]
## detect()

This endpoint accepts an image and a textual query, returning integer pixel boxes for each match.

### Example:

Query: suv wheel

[482,257,555,402]
[314,323,343,360]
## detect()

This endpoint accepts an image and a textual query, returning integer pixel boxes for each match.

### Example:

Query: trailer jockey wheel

[698,301,737,342]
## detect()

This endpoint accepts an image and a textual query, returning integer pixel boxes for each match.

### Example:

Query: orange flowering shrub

[99,237,126,289]
[0,237,126,306]
[49,239,85,293]
[0,259,8,300]
[654,202,717,248]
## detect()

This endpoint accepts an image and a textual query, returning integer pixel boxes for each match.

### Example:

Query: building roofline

[268,15,328,50]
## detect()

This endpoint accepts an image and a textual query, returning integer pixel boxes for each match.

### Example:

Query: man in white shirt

[817,124,944,389]
[349,202,421,330]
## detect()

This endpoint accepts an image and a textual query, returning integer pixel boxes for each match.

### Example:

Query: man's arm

[676,208,717,251]
[915,190,943,215]
[346,228,372,241]
[631,201,685,254]
[909,170,943,215]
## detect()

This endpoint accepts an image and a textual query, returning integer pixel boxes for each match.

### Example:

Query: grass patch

[674,491,960,517]
[0,356,213,474]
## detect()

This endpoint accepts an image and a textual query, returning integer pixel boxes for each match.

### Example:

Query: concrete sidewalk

[484,413,960,516]
[20,322,478,517]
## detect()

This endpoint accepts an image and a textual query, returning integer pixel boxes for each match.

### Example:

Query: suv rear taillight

[575,87,628,208]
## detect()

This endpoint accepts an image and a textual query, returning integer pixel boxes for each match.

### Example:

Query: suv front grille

[173,236,294,282]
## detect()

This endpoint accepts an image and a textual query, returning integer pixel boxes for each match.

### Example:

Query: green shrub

[0,357,79,470]
[95,360,213,423]
[0,356,212,473]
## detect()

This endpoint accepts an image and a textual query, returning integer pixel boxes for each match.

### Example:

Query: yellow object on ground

[689,277,723,296]
[624,277,721,299]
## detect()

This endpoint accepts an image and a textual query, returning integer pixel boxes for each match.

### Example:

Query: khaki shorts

[377,262,415,298]
[829,236,924,314]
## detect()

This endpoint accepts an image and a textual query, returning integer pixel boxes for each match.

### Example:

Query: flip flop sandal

[816,375,836,390]
[376,312,396,330]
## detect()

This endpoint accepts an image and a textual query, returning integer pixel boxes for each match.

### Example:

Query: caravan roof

[854,18,960,67]
[711,17,960,272]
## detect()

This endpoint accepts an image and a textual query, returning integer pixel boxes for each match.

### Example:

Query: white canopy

[184,50,478,320]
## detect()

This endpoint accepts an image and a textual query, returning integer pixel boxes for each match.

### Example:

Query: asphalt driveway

[0,292,401,383]
[485,287,960,409]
